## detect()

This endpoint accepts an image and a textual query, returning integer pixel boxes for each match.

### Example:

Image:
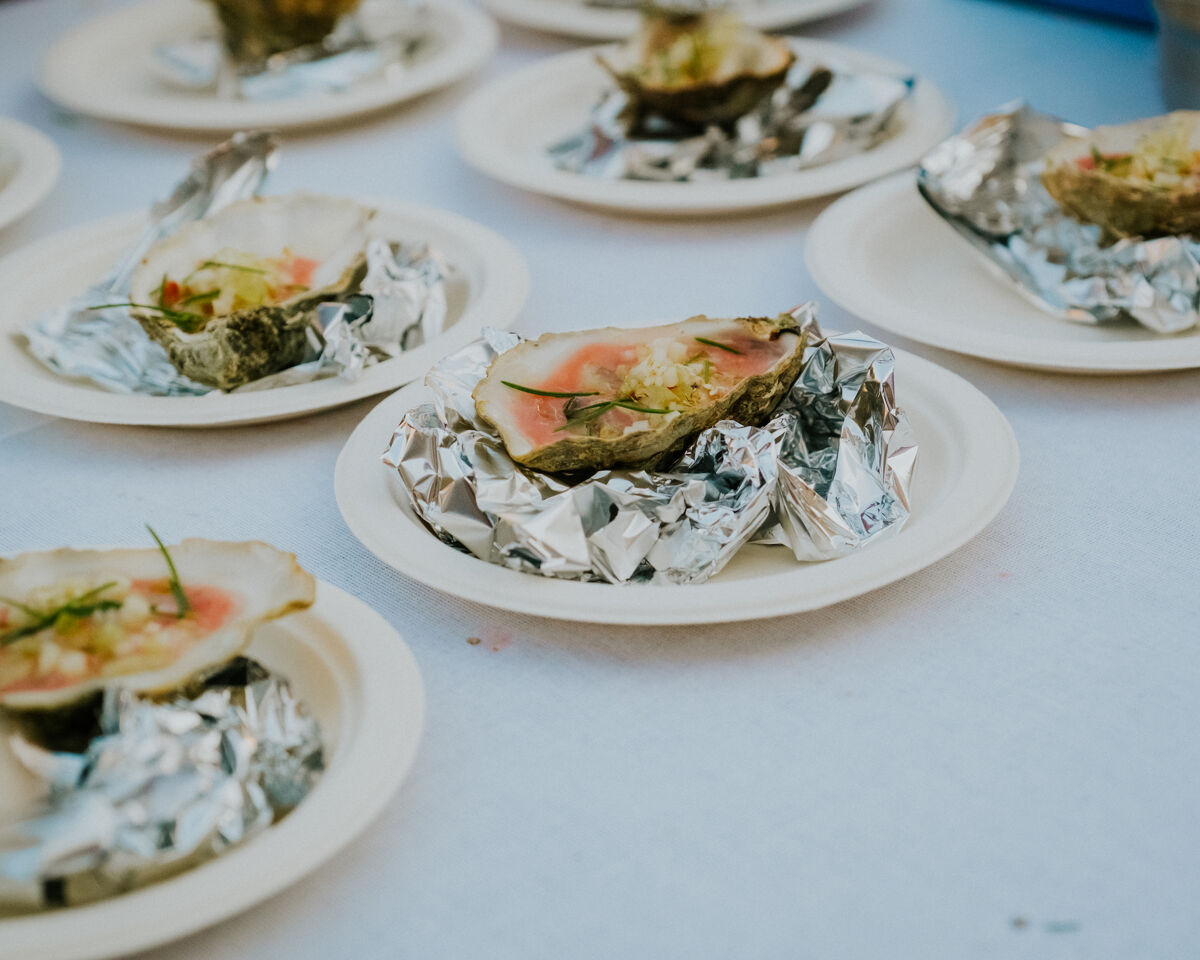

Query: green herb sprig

[0,582,121,646]
[180,289,220,307]
[556,397,671,432]
[147,526,191,619]
[502,381,601,399]
[198,260,266,274]
[90,302,207,334]
[694,337,742,355]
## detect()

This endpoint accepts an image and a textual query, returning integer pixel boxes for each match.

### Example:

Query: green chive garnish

[90,303,207,333]
[502,381,601,399]
[0,581,121,645]
[554,397,670,432]
[614,400,670,415]
[147,525,191,619]
[200,260,267,274]
[556,400,616,431]
[180,289,220,306]
[694,337,742,354]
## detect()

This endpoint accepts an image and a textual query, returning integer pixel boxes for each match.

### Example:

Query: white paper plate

[454,39,953,216]
[0,118,60,233]
[334,348,1018,625]
[0,197,529,427]
[37,0,496,132]
[480,0,870,40]
[807,172,1200,374]
[0,578,424,960]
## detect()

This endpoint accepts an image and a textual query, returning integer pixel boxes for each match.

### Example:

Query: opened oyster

[127,192,372,391]
[209,0,363,63]
[473,314,807,472]
[0,537,315,711]
[597,9,795,128]
[1042,111,1200,239]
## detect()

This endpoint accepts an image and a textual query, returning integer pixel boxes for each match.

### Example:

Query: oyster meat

[209,0,363,63]
[1041,111,1200,239]
[128,192,373,391]
[597,9,795,128]
[473,313,807,472]
[0,538,315,711]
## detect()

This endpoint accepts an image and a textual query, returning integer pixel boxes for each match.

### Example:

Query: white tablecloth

[1,0,1196,957]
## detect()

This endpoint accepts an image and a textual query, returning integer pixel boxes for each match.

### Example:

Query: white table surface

[0,1,1195,958]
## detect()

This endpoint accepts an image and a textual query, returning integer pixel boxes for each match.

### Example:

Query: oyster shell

[0,539,315,711]
[209,0,362,63]
[1041,111,1200,239]
[597,9,795,128]
[473,313,807,472]
[128,192,373,391]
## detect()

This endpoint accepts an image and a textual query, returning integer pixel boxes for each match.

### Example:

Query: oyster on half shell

[473,313,808,473]
[597,9,795,128]
[128,192,373,391]
[0,539,315,711]
[1041,111,1200,239]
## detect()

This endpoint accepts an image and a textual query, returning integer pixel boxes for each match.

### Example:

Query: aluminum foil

[918,102,1200,334]
[381,305,917,584]
[154,0,430,102]
[549,58,913,182]
[0,658,322,913]
[21,139,447,395]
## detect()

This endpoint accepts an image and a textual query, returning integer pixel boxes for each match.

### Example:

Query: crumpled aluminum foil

[381,304,917,584]
[0,658,322,913]
[154,0,430,102]
[918,102,1200,334]
[22,137,447,396]
[549,57,913,182]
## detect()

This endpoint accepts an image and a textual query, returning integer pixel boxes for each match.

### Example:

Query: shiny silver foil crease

[548,58,913,182]
[0,658,322,913]
[22,138,447,395]
[382,305,917,584]
[918,102,1200,334]
[154,0,430,102]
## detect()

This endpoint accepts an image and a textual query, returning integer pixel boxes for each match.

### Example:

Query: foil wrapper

[382,305,917,585]
[155,0,430,102]
[549,57,913,182]
[0,658,322,913]
[918,102,1200,334]
[23,132,277,397]
[21,138,447,396]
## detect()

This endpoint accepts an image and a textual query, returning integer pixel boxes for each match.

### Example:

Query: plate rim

[0,117,61,233]
[806,171,1200,374]
[0,194,530,427]
[36,0,497,132]
[334,347,1020,625]
[478,0,872,40]
[453,38,955,216]
[0,578,425,960]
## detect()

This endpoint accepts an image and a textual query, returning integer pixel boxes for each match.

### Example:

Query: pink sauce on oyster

[0,583,238,695]
[511,333,791,448]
